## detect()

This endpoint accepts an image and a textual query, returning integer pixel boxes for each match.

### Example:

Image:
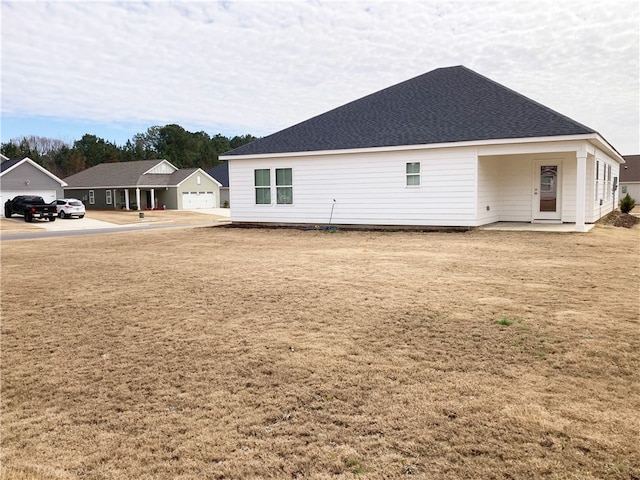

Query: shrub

[620,193,636,214]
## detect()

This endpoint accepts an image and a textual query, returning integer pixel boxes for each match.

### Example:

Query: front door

[533,161,562,221]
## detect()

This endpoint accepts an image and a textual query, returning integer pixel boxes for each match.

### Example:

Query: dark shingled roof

[224,65,595,157]
[64,160,165,188]
[621,155,640,182]
[1,158,23,173]
[207,162,229,187]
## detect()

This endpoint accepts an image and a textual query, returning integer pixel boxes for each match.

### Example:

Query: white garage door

[1,190,57,210]
[182,191,215,209]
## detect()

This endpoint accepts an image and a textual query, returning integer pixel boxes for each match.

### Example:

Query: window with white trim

[406,162,420,186]
[254,169,271,204]
[89,190,95,205]
[276,168,293,204]
[106,190,112,205]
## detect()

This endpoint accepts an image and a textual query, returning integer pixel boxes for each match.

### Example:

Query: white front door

[533,161,562,221]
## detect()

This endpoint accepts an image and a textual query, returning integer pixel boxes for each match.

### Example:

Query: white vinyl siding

[228,141,623,229]
[587,152,620,222]
[230,148,477,226]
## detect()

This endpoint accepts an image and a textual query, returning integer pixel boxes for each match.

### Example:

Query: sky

[1,0,639,155]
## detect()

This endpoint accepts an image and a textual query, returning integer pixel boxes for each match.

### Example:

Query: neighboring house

[220,66,624,232]
[63,159,221,210]
[1,156,67,207]
[620,155,640,202]
[207,162,229,206]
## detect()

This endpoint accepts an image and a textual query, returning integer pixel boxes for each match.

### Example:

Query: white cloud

[1,0,638,153]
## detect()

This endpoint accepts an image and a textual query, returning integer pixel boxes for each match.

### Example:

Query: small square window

[406,162,420,186]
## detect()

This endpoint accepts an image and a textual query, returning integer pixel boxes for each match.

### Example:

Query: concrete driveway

[2,208,230,234]
[36,216,134,232]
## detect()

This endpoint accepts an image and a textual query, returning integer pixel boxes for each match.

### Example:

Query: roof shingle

[64,160,168,188]
[224,65,595,157]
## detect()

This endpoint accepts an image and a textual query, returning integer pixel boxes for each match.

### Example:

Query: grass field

[1,223,639,479]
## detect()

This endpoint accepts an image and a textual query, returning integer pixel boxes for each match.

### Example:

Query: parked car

[4,195,57,222]
[54,198,85,219]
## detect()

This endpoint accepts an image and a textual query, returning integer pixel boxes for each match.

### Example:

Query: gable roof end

[621,155,640,183]
[223,66,597,157]
[1,157,68,186]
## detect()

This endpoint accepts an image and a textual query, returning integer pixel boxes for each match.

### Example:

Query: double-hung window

[254,169,271,204]
[276,168,293,204]
[406,162,420,186]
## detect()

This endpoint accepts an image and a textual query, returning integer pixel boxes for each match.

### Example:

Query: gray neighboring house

[620,155,640,203]
[1,156,67,207]
[207,162,229,206]
[63,159,222,210]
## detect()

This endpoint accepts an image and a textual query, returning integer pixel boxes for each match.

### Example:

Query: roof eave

[220,134,623,161]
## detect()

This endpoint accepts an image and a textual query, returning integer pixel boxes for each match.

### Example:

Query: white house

[220,66,624,232]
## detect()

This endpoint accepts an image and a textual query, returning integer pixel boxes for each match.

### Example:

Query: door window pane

[540,165,557,212]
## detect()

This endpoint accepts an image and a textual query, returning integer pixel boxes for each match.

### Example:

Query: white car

[54,198,86,219]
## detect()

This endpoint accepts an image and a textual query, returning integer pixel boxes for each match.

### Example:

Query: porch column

[136,188,141,211]
[150,189,155,209]
[124,189,130,210]
[575,150,587,232]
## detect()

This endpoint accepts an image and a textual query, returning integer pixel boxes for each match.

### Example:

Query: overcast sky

[1,0,638,154]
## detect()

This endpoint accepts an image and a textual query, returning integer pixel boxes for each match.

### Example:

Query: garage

[182,191,216,209]
[1,157,67,215]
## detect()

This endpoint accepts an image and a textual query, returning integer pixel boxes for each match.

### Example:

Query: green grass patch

[345,458,369,475]
[495,318,513,326]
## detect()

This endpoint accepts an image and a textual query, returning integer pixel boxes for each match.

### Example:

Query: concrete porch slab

[479,222,595,232]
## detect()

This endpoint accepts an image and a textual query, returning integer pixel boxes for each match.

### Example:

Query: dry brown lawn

[1,223,639,479]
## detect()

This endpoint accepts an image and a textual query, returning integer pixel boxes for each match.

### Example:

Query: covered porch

[115,187,174,210]
[476,142,618,232]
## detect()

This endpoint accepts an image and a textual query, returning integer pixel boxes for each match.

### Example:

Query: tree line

[0,124,256,178]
